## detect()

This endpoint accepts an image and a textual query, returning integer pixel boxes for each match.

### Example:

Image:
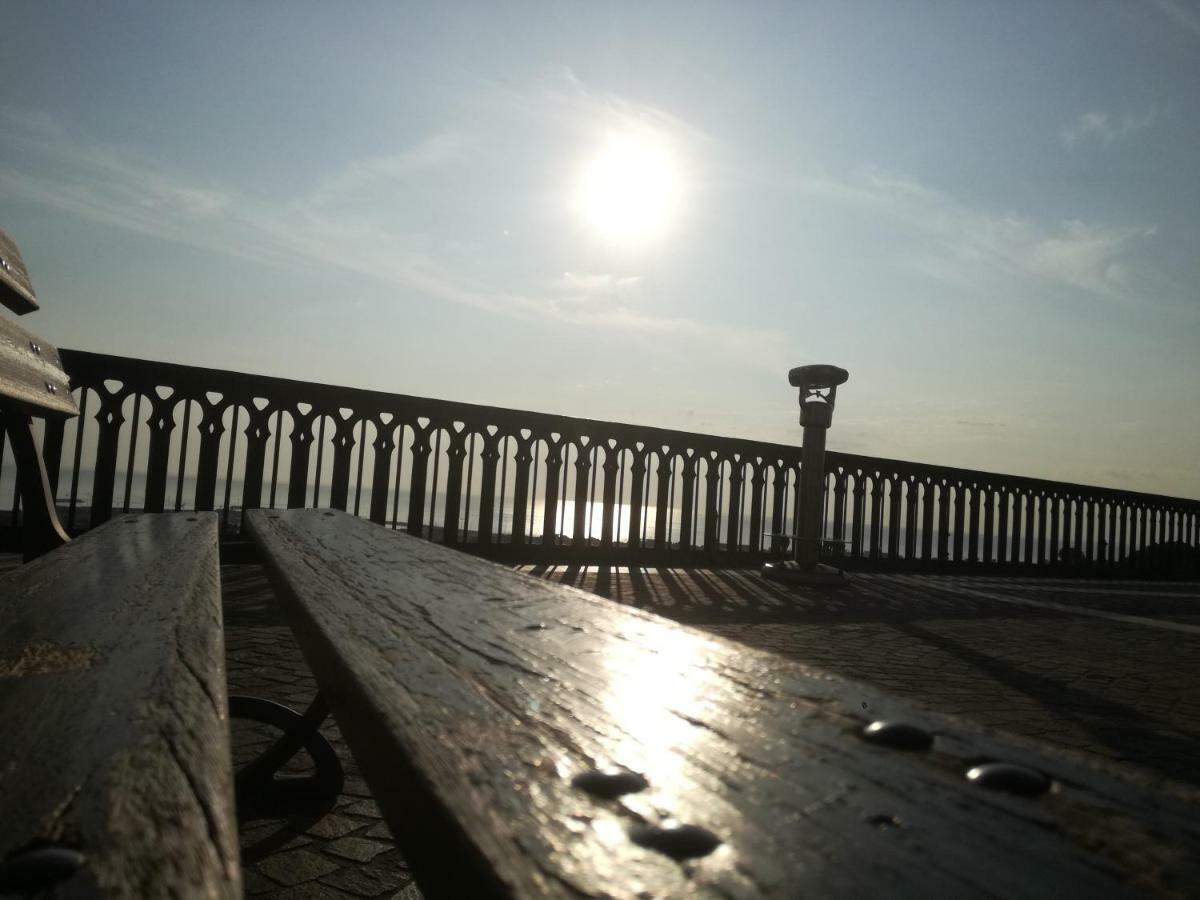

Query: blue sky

[2,1,1197,498]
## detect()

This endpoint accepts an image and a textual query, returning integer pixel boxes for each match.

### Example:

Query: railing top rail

[825,450,1200,509]
[59,349,801,461]
[60,348,1200,510]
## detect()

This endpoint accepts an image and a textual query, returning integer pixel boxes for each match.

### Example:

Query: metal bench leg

[229,692,344,825]
[2,411,69,561]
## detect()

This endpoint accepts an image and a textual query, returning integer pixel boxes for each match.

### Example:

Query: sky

[1,1,1197,500]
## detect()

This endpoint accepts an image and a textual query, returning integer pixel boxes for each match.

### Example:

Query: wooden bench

[247,507,1200,898]
[0,229,240,896]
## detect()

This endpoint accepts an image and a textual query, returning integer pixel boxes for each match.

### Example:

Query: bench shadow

[890,620,1200,787]
[222,564,289,627]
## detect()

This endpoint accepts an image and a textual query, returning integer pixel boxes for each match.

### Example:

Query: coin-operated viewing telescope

[762,364,851,586]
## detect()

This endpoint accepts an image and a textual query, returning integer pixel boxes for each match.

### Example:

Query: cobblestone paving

[223,565,421,900]
[222,562,1200,897]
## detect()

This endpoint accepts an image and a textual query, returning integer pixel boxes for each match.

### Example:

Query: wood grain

[247,508,1200,899]
[0,315,77,417]
[0,513,240,898]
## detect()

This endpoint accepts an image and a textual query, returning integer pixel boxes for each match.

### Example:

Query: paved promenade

[218,561,1200,897]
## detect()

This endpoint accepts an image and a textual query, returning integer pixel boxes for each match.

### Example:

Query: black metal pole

[795,403,830,567]
[762,363,850,587]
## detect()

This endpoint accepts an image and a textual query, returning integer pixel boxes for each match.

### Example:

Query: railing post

[921,477,935,561]
[626,445,646,549]
[240,403,273,513]
[328,411,358,512]
[510,432,534,545]
[143,391,178,513]
[540,437,564,547]
[405,424,432,535]
[677,452,698,550]
[726,454,745,551]
[653,451,672,549]
[763,364,850,586]
[599,442,620,549]
[368,416,397,525]
[441,427,468,545]
[89,384,126,525]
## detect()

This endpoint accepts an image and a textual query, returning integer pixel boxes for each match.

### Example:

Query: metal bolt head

[966,762,1051,796]
[0,846,86,892]
[629,821,722,859]
[860,720,934,751]
[571,768,649,799]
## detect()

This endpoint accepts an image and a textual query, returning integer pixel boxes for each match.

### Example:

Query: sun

[574,132,683,244]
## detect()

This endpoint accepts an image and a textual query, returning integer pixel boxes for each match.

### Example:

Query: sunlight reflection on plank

[598,620,721,800]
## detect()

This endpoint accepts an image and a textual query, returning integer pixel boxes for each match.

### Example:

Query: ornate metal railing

[1,349,1196,571]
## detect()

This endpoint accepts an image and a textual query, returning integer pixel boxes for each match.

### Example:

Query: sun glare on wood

[574,132,683,244]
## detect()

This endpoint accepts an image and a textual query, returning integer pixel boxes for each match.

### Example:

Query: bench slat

[0,228,38,315]
[0,315,77,417]
[247,508,1200,899]
[0,513,239,897]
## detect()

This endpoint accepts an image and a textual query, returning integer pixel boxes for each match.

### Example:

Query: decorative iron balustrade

[1,349,1196,571]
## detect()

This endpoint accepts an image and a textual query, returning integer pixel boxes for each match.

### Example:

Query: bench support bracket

[1,410,69,560]
[230,693,344,827]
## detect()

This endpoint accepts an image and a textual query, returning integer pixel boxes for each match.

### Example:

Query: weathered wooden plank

[0,513,239,898]
[0,228,39,315]
[0,315,77,417]
[246,507,1200,900]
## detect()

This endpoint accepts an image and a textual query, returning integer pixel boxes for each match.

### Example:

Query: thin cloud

[553,271,642,299]
[788,168,1156,300]
[954,419,1006,428]
[307,132,468,206]
[1060,109,1158,148]
[0,107,784,374]
[478,66,713,149]
[1149,0,1200,38]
